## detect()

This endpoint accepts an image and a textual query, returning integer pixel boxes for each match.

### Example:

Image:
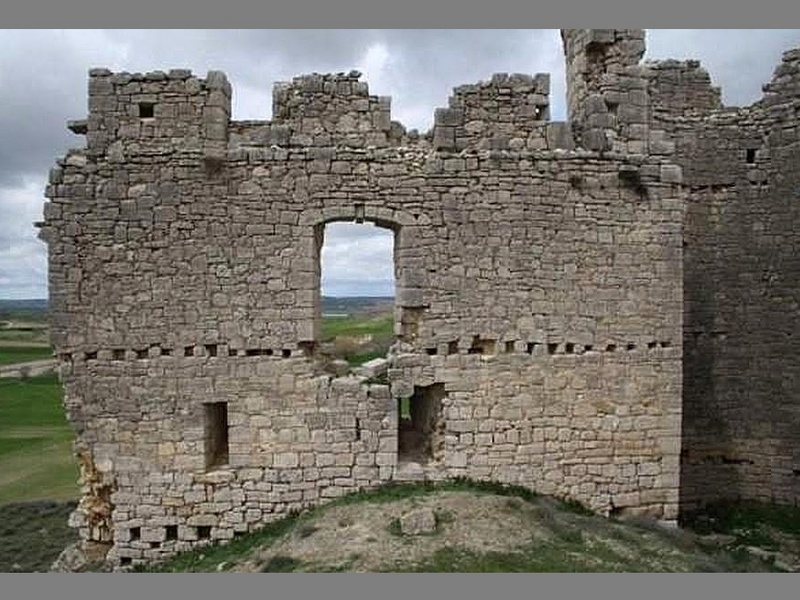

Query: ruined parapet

[759,47,800,107]
[270,71,397,147]
[431,73,561,151]
[646,59,722,117]
[83,68,230,163]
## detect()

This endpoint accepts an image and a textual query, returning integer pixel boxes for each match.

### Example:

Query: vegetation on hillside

[0,375,79,505]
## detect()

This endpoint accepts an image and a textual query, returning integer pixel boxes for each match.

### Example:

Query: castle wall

[562,28,800,511]
[656,50,800,509]
[39,65,685,568]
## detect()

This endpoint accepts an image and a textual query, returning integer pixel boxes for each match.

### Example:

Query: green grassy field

[0,375,79,505]
[321,313,394,341]
[0,346,53,366]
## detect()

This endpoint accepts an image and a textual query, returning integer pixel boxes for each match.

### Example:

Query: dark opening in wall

[228,347,238,357]
[130,527,141,541]
[468,336,496,355]
[205,344,217,357]
[282,348,291,358]
[85,351,97,360]
[138,102,155,118]
[197,526,212,540]
[505,340,516,353]
[184,346,193,357]
[547,343,558,355]
[120,557,132,567]
[204,402,229,470]
[448,340,459,355]
[746,148,757,164]
[165,525,178,541]
[135,348,148,359]
[565,343,575,354]
[398,383,446,464]
[161,348,172,357]
[526,342,538,355]
[298,341,316,357]
[426,347,438,356]
[112,349,125,360]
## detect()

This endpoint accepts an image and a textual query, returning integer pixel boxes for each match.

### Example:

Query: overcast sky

[1,29,799,299]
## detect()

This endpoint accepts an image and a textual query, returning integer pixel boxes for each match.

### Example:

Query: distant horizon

[0,294,395,302]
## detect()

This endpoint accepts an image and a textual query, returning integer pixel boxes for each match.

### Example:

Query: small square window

[139,103,155,118]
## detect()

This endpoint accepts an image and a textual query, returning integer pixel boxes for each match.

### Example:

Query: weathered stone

[39,30,800,572]
[399,507,437,535]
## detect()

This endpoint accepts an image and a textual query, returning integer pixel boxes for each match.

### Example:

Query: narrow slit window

[204,402,229,470]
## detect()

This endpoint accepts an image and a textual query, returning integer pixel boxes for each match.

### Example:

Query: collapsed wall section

[39,65,684,569]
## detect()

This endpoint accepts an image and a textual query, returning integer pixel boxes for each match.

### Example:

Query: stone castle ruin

[37,29,800,568]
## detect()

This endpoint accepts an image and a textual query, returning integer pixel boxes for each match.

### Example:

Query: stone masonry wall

[39,54,685,569]
[659,49,800,509]
[563,29,800,511]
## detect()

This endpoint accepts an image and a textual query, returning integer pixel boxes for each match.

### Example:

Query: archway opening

[314,220,397,372]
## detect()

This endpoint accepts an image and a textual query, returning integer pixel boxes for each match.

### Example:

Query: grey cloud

[1,30,799,298]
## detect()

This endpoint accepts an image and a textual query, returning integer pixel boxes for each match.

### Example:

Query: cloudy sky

[1,29,799,299]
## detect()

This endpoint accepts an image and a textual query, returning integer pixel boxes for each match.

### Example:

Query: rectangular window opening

[204,402,229,470]
[130,527,141,541]
[468,336,496,355]
[112,349,125,360]
[504,340,516,353]
[205,344,218,357]
[746,148,756,164]
[547,343,558,355]
[139,102,155,118]
[426,347,438,356]
[447,341,459,355]
[120,557,133,567]
[197,526,212,540]
[526,342,537,355]
[398,383,446,465]
[184,346,194,357]
[165,525,178,541]
[565,342,575,354]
